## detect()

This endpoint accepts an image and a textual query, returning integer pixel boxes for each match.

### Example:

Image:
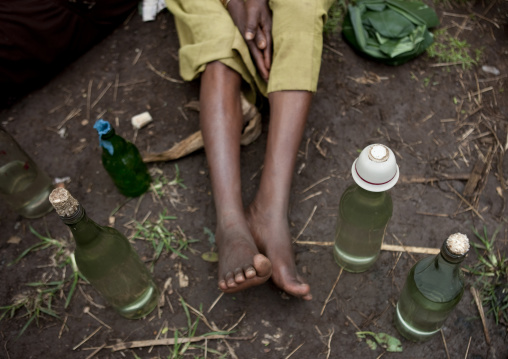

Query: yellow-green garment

[166,0,334,102]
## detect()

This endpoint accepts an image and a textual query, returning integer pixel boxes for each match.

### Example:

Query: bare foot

[216,215,272,293]
[245,203,312,300]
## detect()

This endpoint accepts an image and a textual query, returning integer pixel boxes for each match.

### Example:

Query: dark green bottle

[94,119,151,197]
[49,188,159,319]
[394,233,470,342]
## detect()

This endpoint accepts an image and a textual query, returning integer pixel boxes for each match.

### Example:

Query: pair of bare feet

[216,200,312,300]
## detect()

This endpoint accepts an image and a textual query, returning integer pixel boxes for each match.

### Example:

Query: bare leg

[246,90,313,300]
[200,61,272,293]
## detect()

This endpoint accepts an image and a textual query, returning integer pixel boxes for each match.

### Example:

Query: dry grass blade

[295,205,317,241]
[446,183,485,221]
[441,329,450,359]
[284,342,305,359]
[294,240,440,255]
[470,287,491,345]
[321,268,343,316]
[73,326,102,350]
[85,343,106,359]
[146,61,184,83]
[108,334,254,351]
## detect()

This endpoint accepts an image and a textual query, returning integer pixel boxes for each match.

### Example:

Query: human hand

[227,0,272,81]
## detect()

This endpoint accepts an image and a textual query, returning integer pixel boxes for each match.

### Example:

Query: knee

[269,0,329,31]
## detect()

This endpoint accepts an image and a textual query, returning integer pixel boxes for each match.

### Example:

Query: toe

[243,265,256,279]
[234,268,246,283]
[252,254,272,278]
[225,272,237,288]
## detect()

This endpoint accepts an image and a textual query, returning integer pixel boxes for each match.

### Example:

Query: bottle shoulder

[412,255,464,302]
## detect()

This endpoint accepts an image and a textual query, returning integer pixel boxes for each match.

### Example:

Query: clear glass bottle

[333,183,392,272]
[0,127,53,218]
[333,144,399,272]
[394,233,470,342]
[94,119,151,197]
[49,188,159,319]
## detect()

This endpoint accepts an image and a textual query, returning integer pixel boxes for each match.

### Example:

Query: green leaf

[342,0,439,65]
[201,252,219,263]
[356,331,403,352]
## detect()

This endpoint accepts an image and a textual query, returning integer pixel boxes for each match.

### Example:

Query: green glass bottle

[49,188,159,319]
[334,183,393,272]
[94,119,151,197]
[394,233,470,342]
[0,127,54,218]
[333,144,399,272]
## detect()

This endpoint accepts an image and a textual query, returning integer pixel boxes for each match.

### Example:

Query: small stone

[131,111,153,129]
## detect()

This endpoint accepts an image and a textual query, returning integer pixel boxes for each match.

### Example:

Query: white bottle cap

[351,144,399,192]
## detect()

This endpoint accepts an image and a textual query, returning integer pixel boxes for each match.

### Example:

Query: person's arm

[225,0,272,81]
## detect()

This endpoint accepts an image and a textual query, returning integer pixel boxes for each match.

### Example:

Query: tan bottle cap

[49,188,79,217]
[446,233,470,255]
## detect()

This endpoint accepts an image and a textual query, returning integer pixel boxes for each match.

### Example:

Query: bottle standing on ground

[394,233,470,341]
[0,127,53,218]
[49,188,159,319]
[94,119,151,197]
[334,144,399,272]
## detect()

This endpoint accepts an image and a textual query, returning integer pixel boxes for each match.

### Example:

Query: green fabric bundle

[342,0,439,65]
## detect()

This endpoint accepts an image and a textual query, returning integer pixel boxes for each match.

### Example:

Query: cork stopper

[446,233,470,256]
[49,188,80,217]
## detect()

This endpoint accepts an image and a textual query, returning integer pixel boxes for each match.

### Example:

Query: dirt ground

[1,1,507,358]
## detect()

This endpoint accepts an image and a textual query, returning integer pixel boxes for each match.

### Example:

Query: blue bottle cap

[93,119,114,155]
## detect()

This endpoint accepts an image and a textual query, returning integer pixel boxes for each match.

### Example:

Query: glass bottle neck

[60,205,101,245]
[354,183,386,197]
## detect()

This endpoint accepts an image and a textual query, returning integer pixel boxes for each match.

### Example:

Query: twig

[446,183,485,221]
[398,173,470,184]
[464,336,472,359]
[381,244,440,255]
[470,10,500,28]
[346,315,362,331]
[294,240,440,254]
[415,212,450,217]
[462,86,493,100]
[326,328,334,359]
[207,292,224,313]
[85,343,106,359]
[294,205,317,241]
[73,326,102,350]
[323,43,343,57]
[299,191,322,203]
[321,268,343,316]
[227,312,246,332]
[146,61,184,83]
[148,320,168,353]
[86,80,92,120]
[108,334,254,351]
[301,176,332,194]
[387,252,402,277]
[114,73,119,102]
[91,82,113,109]
[429,61,465,67]
[84,307,112,330]
[441,329,450,359]
[391,234,418,263]
[223,340,238,359]
[284,343,305,359]
[470,287,491,345]
[59,314,68,339]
